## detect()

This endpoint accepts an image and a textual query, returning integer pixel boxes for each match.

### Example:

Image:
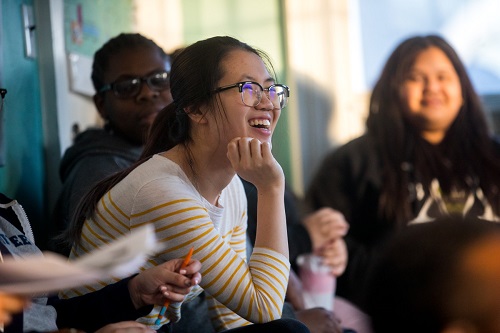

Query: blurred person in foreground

[365,215,500,333]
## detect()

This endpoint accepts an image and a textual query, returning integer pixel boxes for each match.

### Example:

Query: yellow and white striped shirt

[60,154,290,331]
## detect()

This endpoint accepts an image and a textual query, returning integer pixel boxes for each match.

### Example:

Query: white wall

[284,0,369,193]
[134,0,184,53]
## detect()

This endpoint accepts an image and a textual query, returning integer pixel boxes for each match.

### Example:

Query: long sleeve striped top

[60,154,290,331]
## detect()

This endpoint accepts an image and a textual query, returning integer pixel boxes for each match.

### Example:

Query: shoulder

[60,129,142,179]
[320,134,377,167]
[335,135,375,155]
[130,155,191,186]
[121,156,201,203]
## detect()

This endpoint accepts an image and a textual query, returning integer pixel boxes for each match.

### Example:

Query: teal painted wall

[0,0,46,245]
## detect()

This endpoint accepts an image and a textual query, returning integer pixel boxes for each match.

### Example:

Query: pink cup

[297,254,336,311]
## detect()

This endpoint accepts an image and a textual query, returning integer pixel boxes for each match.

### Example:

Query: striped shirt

[60,154,290,331]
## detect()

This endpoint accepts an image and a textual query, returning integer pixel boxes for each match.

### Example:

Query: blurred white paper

[0,225,161,295]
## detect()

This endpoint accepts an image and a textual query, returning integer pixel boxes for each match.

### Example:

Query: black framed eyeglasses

[99,71,170,99]
[213,81,290,109]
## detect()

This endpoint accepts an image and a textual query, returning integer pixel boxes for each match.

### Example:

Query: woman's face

[211,49,281,145]
[402,46,463,144]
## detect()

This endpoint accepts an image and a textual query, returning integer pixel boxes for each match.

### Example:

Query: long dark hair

[366,34,500,227]
[63,36,275,247]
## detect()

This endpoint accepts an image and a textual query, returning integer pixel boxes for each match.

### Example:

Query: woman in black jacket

[305,35,500,307]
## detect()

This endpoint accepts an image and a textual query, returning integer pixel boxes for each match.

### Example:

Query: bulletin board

[64,0,135,57]
[63,0,135,95]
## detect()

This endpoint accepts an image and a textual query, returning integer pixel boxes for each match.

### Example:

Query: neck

[165,144,235,205]
[421,130,445,145]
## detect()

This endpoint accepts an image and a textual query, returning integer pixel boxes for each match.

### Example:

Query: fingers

[305,208,350,253]
[315,208,349,234]
[318,239,348,277]
[159,285,187,303]
[156,259,202,303]
[159,272,202,303]
[178,259,202,276]
[160,270,201,294]
[305,208,348,231]
[190,272,202,286]
[227,137,283,190]
[157,259,201,288]
[227,137,263,165]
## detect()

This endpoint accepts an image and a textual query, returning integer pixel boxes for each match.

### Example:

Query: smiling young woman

[402,46,463,144]
[58,36,306,333]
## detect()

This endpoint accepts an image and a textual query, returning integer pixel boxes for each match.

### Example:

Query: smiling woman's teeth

[249,119,271,128]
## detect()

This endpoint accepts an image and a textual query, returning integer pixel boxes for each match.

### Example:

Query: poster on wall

[63,0,135,95]
[64,0,135,57]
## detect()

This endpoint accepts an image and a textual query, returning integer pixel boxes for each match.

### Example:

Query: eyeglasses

[213,81,290,109]
[99,71,170,98]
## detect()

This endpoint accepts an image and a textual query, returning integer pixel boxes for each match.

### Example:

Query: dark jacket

[240,178,312,271]
[54,128,142,242]
[305,134,500,307]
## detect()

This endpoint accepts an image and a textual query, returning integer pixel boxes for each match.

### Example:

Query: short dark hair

[91,33,169,92]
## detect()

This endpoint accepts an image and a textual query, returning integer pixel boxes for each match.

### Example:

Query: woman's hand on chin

[227,137,284,192]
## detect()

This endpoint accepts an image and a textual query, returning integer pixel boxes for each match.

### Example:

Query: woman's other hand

[303,208,349,252]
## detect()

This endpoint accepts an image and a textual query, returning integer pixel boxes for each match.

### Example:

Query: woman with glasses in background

[53,33,173,252]
[59,36,305,333]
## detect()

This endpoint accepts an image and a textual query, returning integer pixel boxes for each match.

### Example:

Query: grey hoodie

[0,193,58,332]
[54,128,143,239]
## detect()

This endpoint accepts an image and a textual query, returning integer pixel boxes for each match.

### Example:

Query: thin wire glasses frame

[213,81,290,109]
[99,71,170,99]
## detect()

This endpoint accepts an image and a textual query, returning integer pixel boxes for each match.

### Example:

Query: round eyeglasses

[99,71,170,99]
[213,81,290,109]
